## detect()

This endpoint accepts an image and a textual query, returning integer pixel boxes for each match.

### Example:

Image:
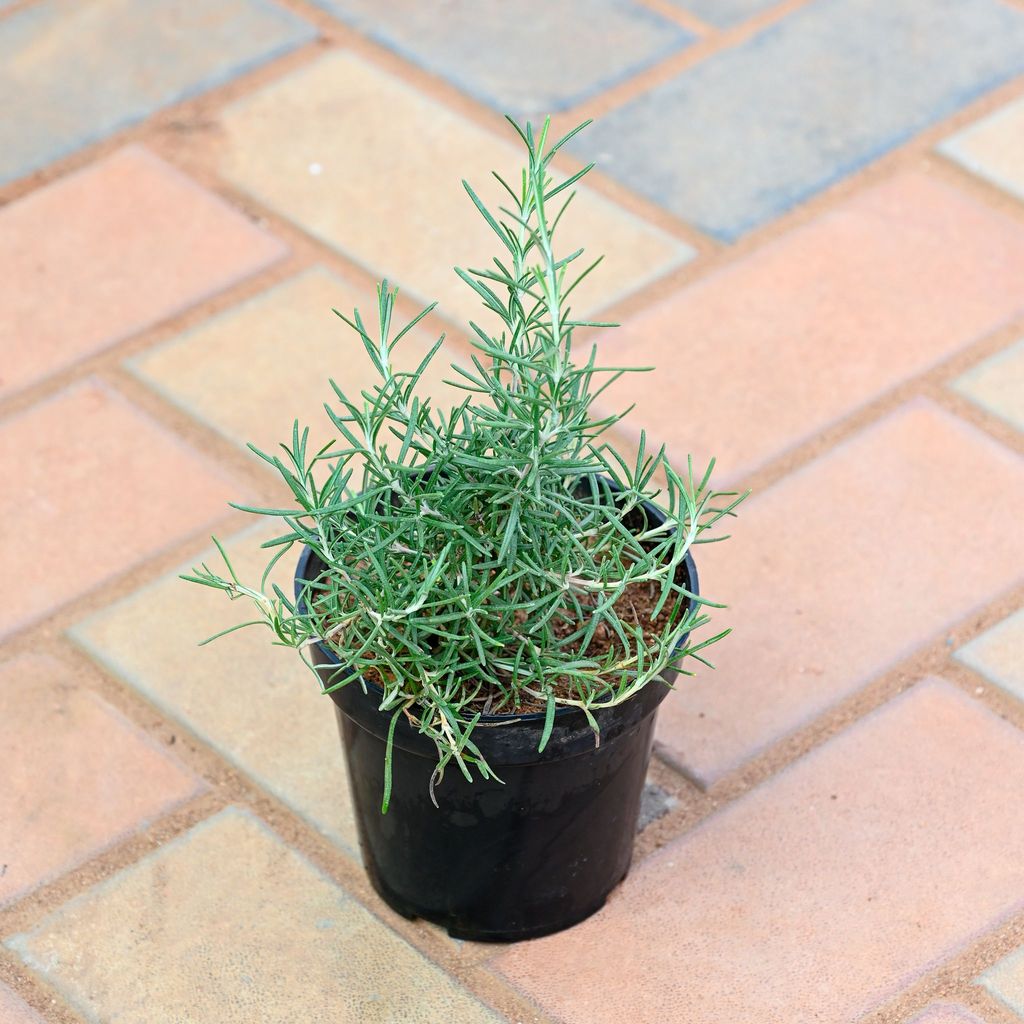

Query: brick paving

[127,265,465,462]
[982,947,1024,1017]
[496,682,1024,1023]
[941,96,1024,206]
[217,50,693,326]
[6,809,502,1023]
[2,2,1024,1022]
[954,337,1024,434]
[909,1008,988,1024]
[0,983,43,1024]
[0,146,285,399]
[0,653,203,906]
[0,0,314,184]
[0,381,242,638]
[957,609,1024,706]
[70,526,362,857]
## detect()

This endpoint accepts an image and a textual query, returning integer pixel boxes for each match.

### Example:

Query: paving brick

[572,0,1024,240]
[494,680,1024,1023]
[0,380,239,639]
[307,0,692,114]
[6,808,501,1023]
[656,400,1024,785]
[218,51,693,328]
[669,0,779,27]
[908,1006,987,1024]
[980,946,1024,1017]
[0,983,45,1023]
[0,0,315,184]
[128,266,467,465]
[0,146,286,399]
[71,527,360,857]
[941,95,1024,206]
[953,338,1024,435]
[597,172,1024,482]
[956,608,1024,705]
[0,653,202,906]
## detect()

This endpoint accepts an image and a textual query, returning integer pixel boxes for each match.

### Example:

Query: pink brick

[0,145,285,398]
[493,681,1024,1023]
[598,171,1024,482]
[0,984,45,1023]
[0,380,240,638]
[0,653,202,905]
[656,399,1024,784]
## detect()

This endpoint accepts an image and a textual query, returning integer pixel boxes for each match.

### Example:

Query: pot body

[296,483,698,941]
[316,643,678,941]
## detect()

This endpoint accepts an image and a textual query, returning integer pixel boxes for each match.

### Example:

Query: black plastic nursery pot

[294,490,698,943]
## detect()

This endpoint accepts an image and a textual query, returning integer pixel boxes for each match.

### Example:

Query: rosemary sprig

[184,117,745,808]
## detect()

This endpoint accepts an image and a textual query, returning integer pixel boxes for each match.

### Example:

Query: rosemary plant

[186,117,744,809]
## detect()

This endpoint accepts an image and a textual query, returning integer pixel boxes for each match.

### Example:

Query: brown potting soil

[332,576,683,716]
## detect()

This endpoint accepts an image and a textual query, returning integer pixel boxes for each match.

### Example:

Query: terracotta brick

[6,808,501,1023]
[0,380,240,638]
[218,52,692,328]
[0,146,285,399]
[656,400,1024,785]
[956,608,1024,704]
[908,1006,987,1024]
[493,681,1024,1023]
[0,653,202,905]
[596,172,1024,483]
[129,266,467,465]
[0,983,45,1023]
[941,95,1024,205]
[72,526,360,856]
[0,0,315,184]
[953,337,1024,435]
[980,945,1024,1017]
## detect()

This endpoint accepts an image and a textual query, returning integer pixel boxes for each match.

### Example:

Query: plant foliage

[185,117,744,809]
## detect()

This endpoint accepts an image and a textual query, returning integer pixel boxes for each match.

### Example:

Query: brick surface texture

[596,171,1024,482]
[672,0,779,27]
[957,608,1024,704]
[71,527,361,857]
[942,94,1024,204]
[0,145,285,398]
[907,1006,987,1024]
[0,983,45,1023]
[0,380,242,638]
[980,945,1024,1017]
[128,265,468,462]
[5,809,500,1023]
[656,401,1024,785]
[0,653,202,906]
[5,1,1024,1021]
[218,51,693,327]
[573,0,1024,238]
[953,336,1024,434]
[307,0,693,114]
[0,0,314,184]
[494,681,1024,1023]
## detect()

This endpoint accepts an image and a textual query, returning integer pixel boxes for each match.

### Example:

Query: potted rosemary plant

[186,118,742,941]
